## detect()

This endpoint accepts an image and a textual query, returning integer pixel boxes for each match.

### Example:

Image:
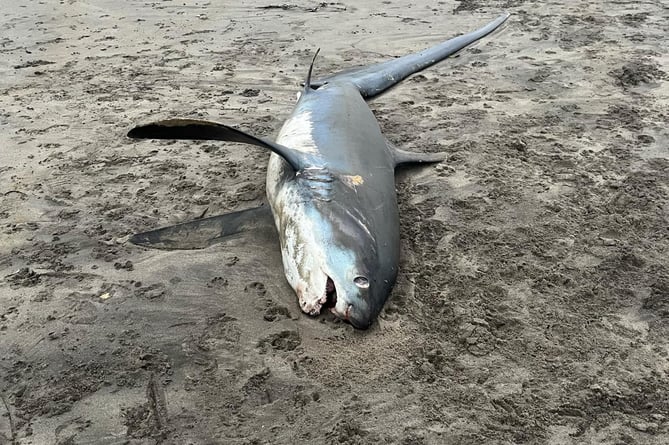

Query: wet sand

[1,0,668,443]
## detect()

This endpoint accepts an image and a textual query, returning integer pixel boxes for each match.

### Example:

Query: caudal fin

[312,13,510,99]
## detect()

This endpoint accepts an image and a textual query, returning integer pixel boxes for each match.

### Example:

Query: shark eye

[353,276,369,289]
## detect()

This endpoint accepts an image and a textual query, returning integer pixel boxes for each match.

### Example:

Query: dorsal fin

[303,48,321,93]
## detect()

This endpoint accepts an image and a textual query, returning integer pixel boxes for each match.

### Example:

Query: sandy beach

[1,0,668,443]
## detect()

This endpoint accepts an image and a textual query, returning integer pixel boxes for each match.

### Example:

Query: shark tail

[311,13,510,99]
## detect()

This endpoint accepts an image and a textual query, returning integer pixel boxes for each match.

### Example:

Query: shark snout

[330,294,373,329]
[344,304,373,329]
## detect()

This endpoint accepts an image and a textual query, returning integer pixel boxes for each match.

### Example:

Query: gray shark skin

[127,13,510,329]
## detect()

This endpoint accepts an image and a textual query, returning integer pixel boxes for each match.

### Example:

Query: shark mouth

[325,276,353,322]
[324,276,337,309]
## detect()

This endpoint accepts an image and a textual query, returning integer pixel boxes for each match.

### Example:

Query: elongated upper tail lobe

[310,13,510,99]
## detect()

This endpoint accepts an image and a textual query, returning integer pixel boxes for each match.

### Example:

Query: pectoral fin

[130,205,276,250]
[128,119,305,171]
[387,139,445,168]
[393,149,445,167]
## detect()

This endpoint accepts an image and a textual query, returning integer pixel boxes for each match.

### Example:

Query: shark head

[273,175,387,329]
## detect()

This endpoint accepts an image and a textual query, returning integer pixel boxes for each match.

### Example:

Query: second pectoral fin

[128,118,305,171]
[130,205,276,250]
[393,148,446,167]
[386,139,446,168]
